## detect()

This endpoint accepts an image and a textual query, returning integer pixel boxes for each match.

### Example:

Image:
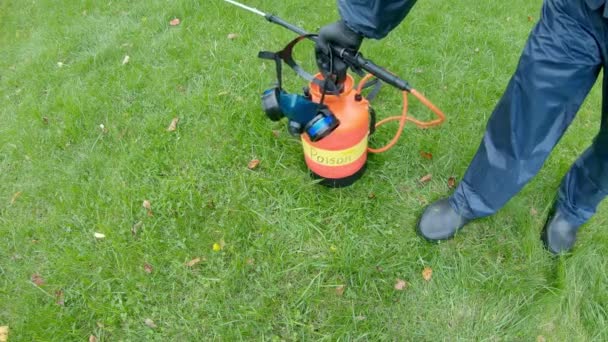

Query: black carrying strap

[259,34,385,109]
[258,34,325,89]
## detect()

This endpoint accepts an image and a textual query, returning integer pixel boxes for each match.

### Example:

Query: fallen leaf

[528,16,534,22]
[420,151,433,160]
[422,267,433,281]
[448,177,456,189]
[55,290,65,306]
[122,55,130,65]
[96,322,105,329]
[0,327,8,342]
[42,117,49,125]
[531,207,538,216]
[246,258,255,265]
[212,243,222,252]
[248,159,260,170]
[419,174,432,184]
[394,279,408,291]
[144,318,157,329]
[31,273,45,286]
[536,336,546,342]
[167,117,179,132]
[186,257,202,267]
[227,33,238,40]
[414,68,424,74]
[94,232,106,239]
[143,200,153,216]
[57,61,64,68]
[335,285,346,296]
[368,192,376,199]
[144,263,153,274]
[132,221,143,236]
[10,191,22,204]
[169,18,181,26]
[355,315,366,321]
[474,48,480,53]
[89,335,97,342]
[272,130,280,138]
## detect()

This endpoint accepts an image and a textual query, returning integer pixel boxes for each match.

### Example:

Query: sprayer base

[310,163,367,188]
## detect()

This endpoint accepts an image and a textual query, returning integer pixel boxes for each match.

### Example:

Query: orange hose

[356,75,446,154]
[408,89,446,128]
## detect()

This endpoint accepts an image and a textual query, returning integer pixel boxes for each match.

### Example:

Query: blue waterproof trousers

[450,0,608,226]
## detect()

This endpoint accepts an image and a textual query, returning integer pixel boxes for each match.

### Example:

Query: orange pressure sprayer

[223,0,446,187]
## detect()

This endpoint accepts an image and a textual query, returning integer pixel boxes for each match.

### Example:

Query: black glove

[315,20,363,86]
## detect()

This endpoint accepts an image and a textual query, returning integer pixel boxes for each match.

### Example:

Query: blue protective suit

[340,0,608,226]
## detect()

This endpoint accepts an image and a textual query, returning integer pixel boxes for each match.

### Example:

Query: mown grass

[1,0,607,340]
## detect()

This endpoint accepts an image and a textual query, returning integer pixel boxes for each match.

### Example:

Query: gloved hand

[315,20,363,86]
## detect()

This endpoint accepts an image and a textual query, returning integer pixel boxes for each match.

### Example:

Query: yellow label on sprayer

[301,135,368,167]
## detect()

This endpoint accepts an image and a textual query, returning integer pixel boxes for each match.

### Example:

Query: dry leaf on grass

[394,279,408,291]
[169,18,181,26]
[531,207,538,216]
[144,318,157,329]
[144,263,153,274]
[185,257,202,267]
[94,232,105,239]
[419,174,432,184]
[227,33,238,40]
[31,273,45,286]
[536,336,546,342]
[55,290,65,306]
[246,258,255,265]
[528,16,534,22]
[132,221,143,237]
[448,177,456,189]
[167,117,179,132]
[10,191,22,204]
[122,55,130,65]
[247,159,260,170]
[0,326,8,342]
[89,335,97,342]
[335,285,346,296]
[143,200,153,216]
[420,151,433,160]
[422,267,433,281]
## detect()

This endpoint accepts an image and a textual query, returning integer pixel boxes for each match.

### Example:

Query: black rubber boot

[417,198,471,241]
[541,208,581,255]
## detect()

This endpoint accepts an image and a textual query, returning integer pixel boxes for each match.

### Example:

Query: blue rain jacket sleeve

[337,0,418,39]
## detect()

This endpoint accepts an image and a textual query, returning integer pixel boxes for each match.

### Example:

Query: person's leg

[418,0,602,241]
[544,69,608,253]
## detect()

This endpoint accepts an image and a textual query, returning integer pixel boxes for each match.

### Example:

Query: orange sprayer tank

[301,74,370,187]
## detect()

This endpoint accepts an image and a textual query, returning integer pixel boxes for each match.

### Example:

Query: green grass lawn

[1,0,607,340]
